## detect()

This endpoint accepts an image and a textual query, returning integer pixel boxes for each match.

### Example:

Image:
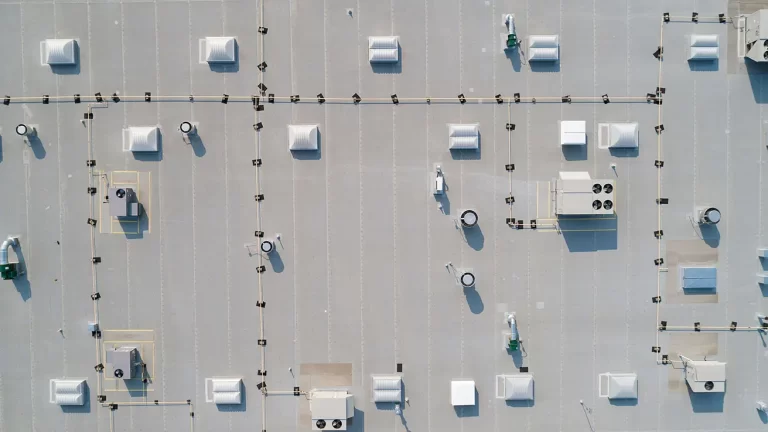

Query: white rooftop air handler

[288,124,319,151]
[368,36,400,63]
[527,35,559,61]
[598,373,638,399]
[451,380,476,406]
[123,126,159,152]
[40,39,77,65]
[745,10,768,62]
[495,374,533,401]
[205,378,243,405]
[680,356,726,393]
[555,172,615,216]
[200,37,237,64]
[371,375,402,403]
[689,34,719,61]
[560,121,586,146]
[448,124,479,150]
[696,206,721,225]
[597,122,639,149]
[49,379,86,406]
[310,390,355,431]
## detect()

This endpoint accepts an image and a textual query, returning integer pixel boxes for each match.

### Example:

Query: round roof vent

[116,188,126,198]
[460,272,475,288]
[316,420,327,429]
[702,208,721,224]
[180,121,194,134]
[592,200,602,210]
[260,240,274,254]
[332,420,343,429]
[704,381,714,391]
[114,369,124,378]
[603,200,613,210]
[603,183,613,194]
[15,124,29,136]
[460,209,478,228]
[592,183,602,194]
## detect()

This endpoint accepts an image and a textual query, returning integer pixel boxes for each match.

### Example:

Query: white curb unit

[448,124,479,150]
[598,373,638,399]
[368,36,400,63]
[288,124,320,151]
[495,374,534,401]
[41,39,77,65]
[689,34,719,61]
[560,121,586,146]
[200,37,237,64]
[124,126,160,152]
[527,35,559,61]
[50,379,86,406]
[451,380,476,406]
[205,378,243,405]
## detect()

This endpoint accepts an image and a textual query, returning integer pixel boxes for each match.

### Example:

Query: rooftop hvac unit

[310,390,355,430]
[745,10,768,62]
[680,356,726,393]
[106,346,138,380]
[495,374,533,401]
[371,375,402,403]
[205,378,243,405]
[689,34,719,61]
[288,124,319,151]
[200,37,237,64]
[49,379,86,406]
[108,187,140,218]
[123,126,160,152]
[40,39,77,65]
[527,35,559,61]
[555,173,615,216]
[597,122,639,149]
[448,124,479,150]
[598,373,638,399]
[368,36,400,63]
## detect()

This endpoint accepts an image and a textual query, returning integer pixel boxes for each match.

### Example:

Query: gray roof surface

[1,0,768,431]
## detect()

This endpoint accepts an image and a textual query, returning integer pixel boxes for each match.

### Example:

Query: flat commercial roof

[1,0,768,431]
